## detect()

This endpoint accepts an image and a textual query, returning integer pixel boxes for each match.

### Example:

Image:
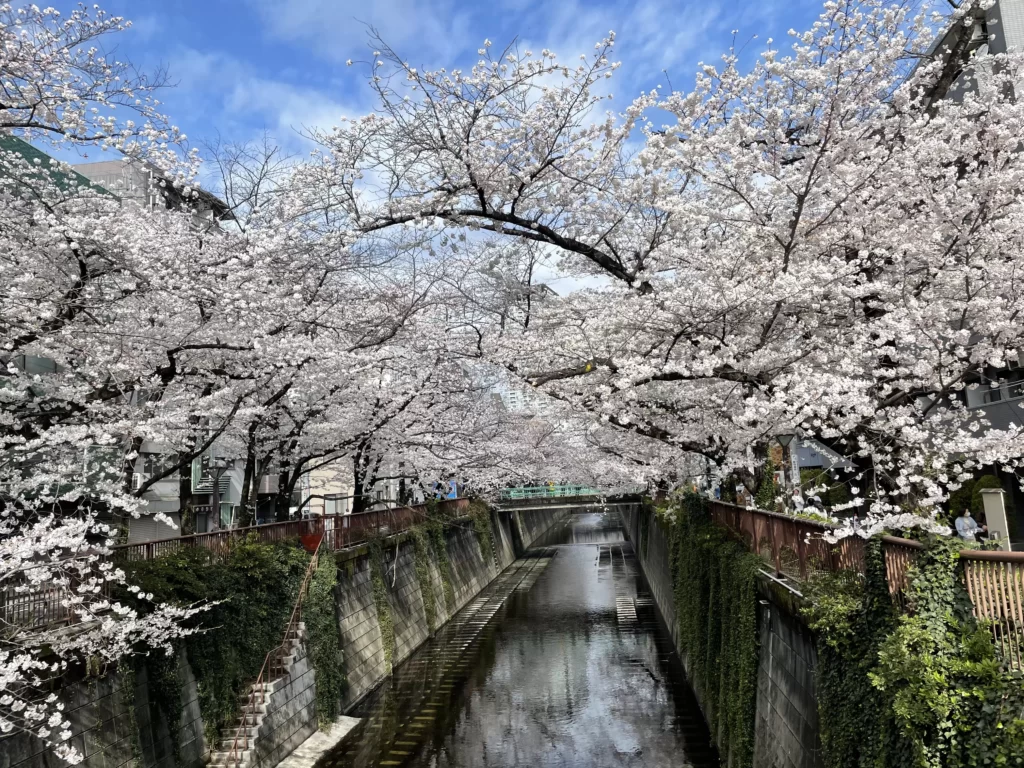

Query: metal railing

[114,498,470,562]
[1,565,115,633]
[0,580,74,631]
[880,535,923,610]
[4,500,471,634]
[709,500,1024,670]
[709,502,865,578]
[227,535,323,766]
[499,485,601,500]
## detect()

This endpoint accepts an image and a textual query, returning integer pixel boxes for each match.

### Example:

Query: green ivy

[410,526,438,633]
[799,468,850,508]
[805,537,1024,768]
[666,494,761,768]
[755,459,780,510]
[119,663,143,768]
[305,554,346,728]
[142,649,183,763]
[427,516,456,613]
[121,537,309,744]
[425,495,441,519]
[368,537,396,674]
[468,499,496,567]
[804,539,910,768]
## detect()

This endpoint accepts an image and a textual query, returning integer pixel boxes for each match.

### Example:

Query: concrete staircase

[206,623,307,768]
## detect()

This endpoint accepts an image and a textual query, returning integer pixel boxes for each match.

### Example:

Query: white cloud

[243,0,476,64]
[167,48,368,151]
[127,14,161,43]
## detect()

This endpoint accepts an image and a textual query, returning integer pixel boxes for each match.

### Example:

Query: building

[72,158,232,222]
[902,4,1024,546]
[0,136,252,543]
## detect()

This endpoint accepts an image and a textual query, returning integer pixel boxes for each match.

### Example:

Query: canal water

[317,511,716,768]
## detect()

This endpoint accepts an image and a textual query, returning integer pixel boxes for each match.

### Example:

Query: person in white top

[955,509,987,541]
[792,489,805,512]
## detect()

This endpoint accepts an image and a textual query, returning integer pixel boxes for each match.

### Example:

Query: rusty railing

[1,563,116,632]
[0,580,74,630]
[114,497,470,562]
[879,535,924,610]
[709,501,865,580]
[709,500,1023,670]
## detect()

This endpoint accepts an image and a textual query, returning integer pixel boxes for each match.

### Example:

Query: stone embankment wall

[3,504,566,768]
[2,648,205,768]
[620,503,822,768]
[336,505,563,710]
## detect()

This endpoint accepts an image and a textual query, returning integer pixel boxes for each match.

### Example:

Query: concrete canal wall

[621,502,822,768]
[334,504,566,711]
[2,504,567,768]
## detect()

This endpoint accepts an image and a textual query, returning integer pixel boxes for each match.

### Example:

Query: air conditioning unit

[131,473,143,491]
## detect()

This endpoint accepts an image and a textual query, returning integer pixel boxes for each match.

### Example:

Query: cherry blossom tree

[0,7,210,754]
[8,0,1024,760]
[317,0,1024,532]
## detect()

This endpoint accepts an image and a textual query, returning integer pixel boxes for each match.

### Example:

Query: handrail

[959,549,1024,562]
[227,534,323,765]
[113,497,470,561]
[498,485,603,499]
[708,499,1023,671]
[879,534,926,550]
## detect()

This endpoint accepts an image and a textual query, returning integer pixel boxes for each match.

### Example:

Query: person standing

[792,489,805,513]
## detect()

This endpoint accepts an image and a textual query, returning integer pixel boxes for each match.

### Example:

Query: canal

[318,511,716,767]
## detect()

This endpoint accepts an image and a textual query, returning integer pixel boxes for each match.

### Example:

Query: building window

[969,369,1024,408]
[983,387,1004,404]
[140,452,179,477]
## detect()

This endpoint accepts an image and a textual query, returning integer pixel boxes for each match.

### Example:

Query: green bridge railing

[498,485,603,500]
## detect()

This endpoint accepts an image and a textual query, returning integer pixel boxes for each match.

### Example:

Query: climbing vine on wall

[803,540,910,768]
[121,537,309,743]
[305,554,346,727]
[468,499,496,567]
[805,537,1024,768]
[410,526,438,633]
[142,649,183,763]
[427,514,456,613]
[754,459,780,510]
[368,537,396,674]
[666,494,761,768]
[118,663,143,768]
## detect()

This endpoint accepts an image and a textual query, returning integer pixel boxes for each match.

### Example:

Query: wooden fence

[709,500,1024,670]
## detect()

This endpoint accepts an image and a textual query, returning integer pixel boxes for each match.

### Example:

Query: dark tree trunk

[351,449,370,515]
[239,447,256,527]
[178,449,197,535]
[275,459,291,521]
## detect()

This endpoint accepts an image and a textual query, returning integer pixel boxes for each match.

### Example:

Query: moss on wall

[368,537,395,674]
[664,494,761,768]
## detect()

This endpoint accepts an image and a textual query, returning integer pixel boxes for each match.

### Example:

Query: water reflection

[317,512,716,768]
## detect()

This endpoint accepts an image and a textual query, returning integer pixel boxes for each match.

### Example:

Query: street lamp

[776,434,796,512]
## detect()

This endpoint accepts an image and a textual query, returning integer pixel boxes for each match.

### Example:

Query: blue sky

[56,0,828,161]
